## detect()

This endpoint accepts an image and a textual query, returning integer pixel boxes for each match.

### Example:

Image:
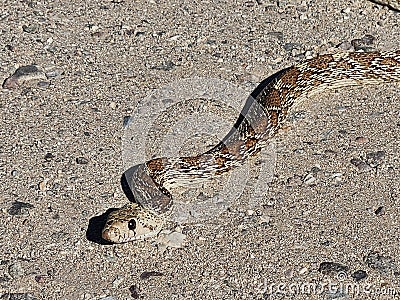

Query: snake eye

[128,219,136,231]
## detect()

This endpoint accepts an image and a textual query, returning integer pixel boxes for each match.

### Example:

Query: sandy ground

[1,0,400,299]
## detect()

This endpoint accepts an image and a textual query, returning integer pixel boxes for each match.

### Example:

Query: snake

[101,50,400,243]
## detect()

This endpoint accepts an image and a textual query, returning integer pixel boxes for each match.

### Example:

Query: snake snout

[102,226,120,243]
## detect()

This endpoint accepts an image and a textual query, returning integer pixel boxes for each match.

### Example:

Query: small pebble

[22,24,39,33]
[37,81,50,87]
[304,50,313,59]
[151,61,176,71]
[355,136,369,144]
[342,7,351,14]
[156,230,186,251]
[7,201,34,216]
[5,44,15,51]
[135,31,145,37]
[8,262,24,278]
[299,13,307,20]
[45,69,63,78]
[289,110,307,121]
[38,180,47,191]
[367,150,385,160]
[375,206,385,216]
[91,31,104,37]
[169,34,180,41]
[324,149,337,156]
[140,271,164,280]
[44,153,55,161]
[51,231,68,240]
[123,116,131,128]
[331,173,343,185]
[283,42,302,52]
[34,274,49,284]
[350,158,372,172]
[352,270,367,281]
[76,157,89,164]
[129,285,140,299]
[318,262,349,277]
[303,173,316,185]
[320,240,332,246]
[366,151,385,167]
[293,148,304,154]
[3,65,46,89]
[351,35,376,52]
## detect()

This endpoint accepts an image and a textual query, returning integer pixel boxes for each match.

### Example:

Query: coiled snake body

[102,51,400,243]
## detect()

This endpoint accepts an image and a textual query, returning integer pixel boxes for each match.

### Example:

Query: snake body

[102,51,400,243]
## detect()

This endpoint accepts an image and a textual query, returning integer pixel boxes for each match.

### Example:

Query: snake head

[102,202,164,243]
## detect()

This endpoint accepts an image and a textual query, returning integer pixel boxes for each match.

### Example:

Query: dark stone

[76,157,89,164]
[151,61,176,71]
[123,116,131,128]
[366,150,385,167]
[44,153,55,161]
[352,270,367,281]
[129,285,140,299]
[22,24,39,33]
[318,262,349,277]
[350,158,371,172]
[351,35,376,52]
[374,206,385,216]
[283,42,303,51]
[7,201,34,216]
[140,270,164,280]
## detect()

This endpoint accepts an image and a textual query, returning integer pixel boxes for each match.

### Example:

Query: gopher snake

[101,50,400,243]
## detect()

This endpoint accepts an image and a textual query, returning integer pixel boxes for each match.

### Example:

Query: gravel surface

[1,0,399,299]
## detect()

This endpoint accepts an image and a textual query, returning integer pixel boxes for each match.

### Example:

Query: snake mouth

[102,226,123,243]
[101,224,162,243]
[102,225,139,243]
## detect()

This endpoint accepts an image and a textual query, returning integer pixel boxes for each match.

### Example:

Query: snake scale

[101,50,400,243]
